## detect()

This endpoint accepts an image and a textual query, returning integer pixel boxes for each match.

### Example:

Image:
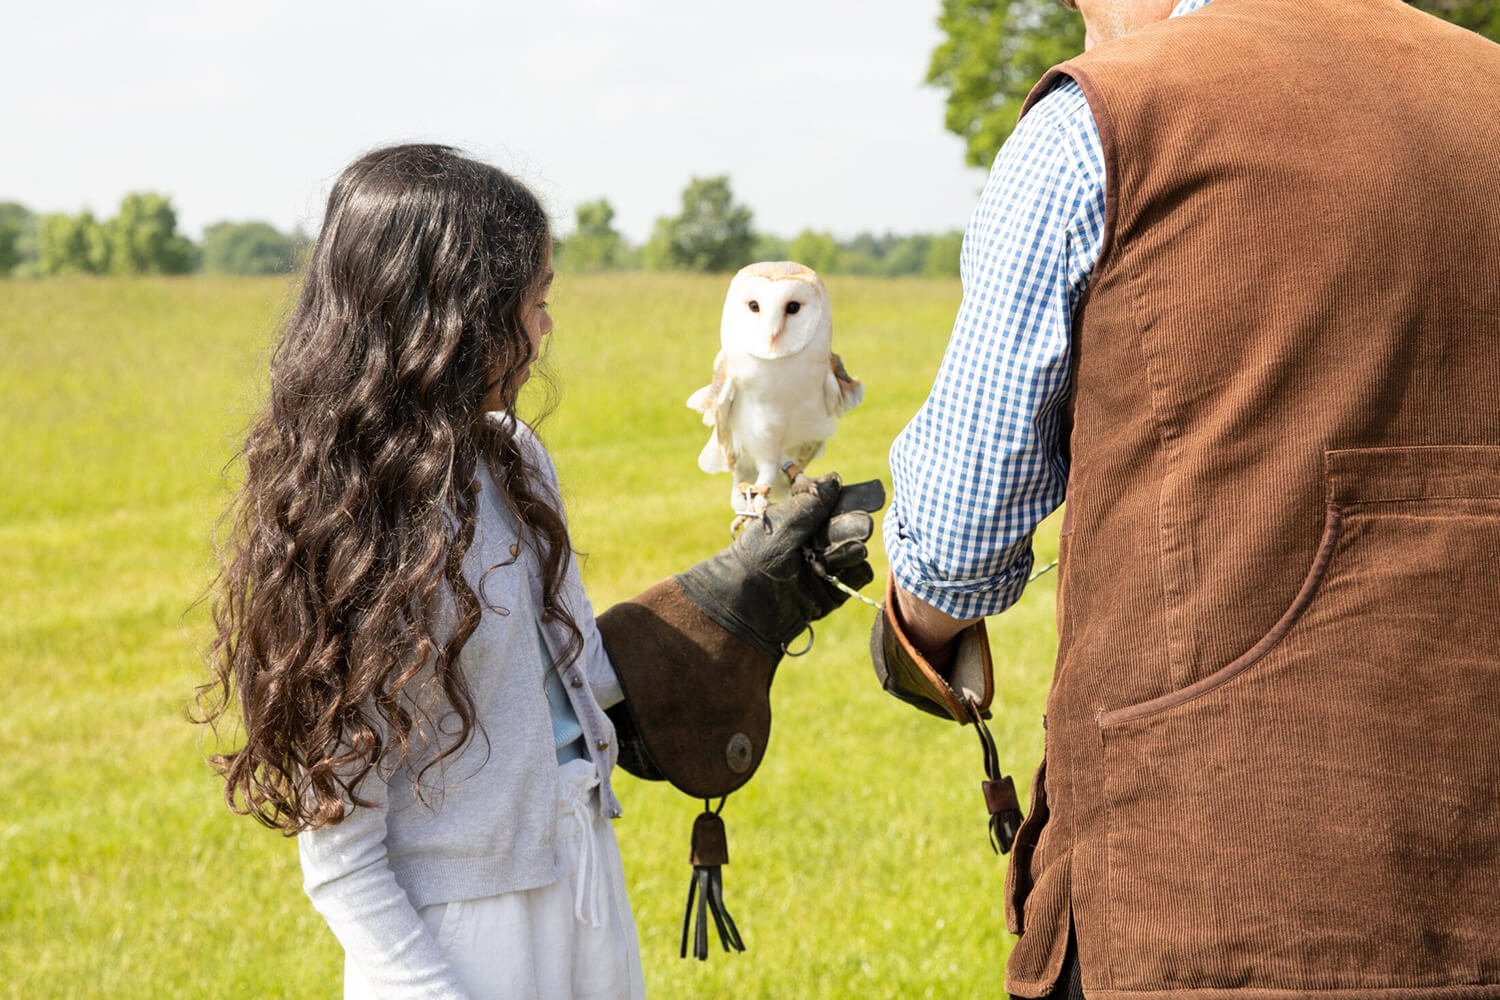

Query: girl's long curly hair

[196,144,580,833]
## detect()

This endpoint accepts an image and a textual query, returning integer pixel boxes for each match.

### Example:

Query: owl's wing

[792,439,826,468]
[824,353,865,416]
[694,355,738,474]
[686,352,725,426]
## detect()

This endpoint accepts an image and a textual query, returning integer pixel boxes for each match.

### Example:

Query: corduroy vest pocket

[1094,446,1500,992]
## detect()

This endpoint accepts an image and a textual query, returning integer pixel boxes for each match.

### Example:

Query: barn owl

[687,261,864,522]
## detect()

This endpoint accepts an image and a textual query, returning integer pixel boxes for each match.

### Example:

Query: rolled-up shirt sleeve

[885,78,1106,621]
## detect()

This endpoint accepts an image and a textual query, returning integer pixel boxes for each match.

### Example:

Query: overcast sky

[6,1,995,242]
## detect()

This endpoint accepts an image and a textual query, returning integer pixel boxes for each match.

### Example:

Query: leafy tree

[0,202,36,276]
[883,234,934,277]
[34,194,199,276]
[289,226,315,271]
[835,249,885,276]
[842,232,890,261]
[202,221,297,275]
[37,211,110,275]
[928,1,1496,171]
[614,242,644,270]
[788,230,841,273]
[107,192,198,275]
[927,0,1083,168]
[1409,0,1500,39]
[924,230,965,278]
[831,232,904,276]
[559,199,626,273]
[641,217,675,272]
[645,176,754,273]
[750,232,790,263]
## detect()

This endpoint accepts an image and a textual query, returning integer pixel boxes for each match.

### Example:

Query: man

[872,1,1500,998]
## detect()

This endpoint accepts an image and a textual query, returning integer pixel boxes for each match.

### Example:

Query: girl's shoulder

[484,410,554,470]
[481,411,564,509]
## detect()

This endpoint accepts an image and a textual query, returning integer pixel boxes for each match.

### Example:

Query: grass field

[0,273,1060,998]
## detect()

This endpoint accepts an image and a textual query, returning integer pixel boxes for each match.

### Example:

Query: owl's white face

[720,262,831,361]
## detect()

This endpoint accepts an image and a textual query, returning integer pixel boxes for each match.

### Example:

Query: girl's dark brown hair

[196,144,579,833]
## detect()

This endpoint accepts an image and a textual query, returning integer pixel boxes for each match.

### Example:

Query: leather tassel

[680,804,745,960]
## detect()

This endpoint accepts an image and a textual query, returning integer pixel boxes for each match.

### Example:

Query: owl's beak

[767,319,786,349]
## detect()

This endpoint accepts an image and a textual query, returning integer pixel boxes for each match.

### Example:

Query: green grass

[0,274,1059,998]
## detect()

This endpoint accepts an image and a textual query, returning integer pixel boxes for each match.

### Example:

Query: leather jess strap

[870,579,1023,853]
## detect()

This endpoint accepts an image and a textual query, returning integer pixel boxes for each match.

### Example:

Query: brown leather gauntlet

[870,573,994,722]
[596,579,779,801]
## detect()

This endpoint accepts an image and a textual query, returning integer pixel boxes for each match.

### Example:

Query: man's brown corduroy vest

[1006,1,1500,997]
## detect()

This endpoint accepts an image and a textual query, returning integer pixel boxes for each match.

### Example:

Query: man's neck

[1082,0,1209,49]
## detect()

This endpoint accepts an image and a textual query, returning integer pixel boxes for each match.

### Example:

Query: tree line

[556,176,963,278]
[0,195,309,278]
[0,178,965,280]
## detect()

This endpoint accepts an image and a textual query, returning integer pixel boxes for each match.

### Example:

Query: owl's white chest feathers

[722,351,838,457]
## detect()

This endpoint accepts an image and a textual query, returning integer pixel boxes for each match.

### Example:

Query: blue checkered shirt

[885,0,1212,620]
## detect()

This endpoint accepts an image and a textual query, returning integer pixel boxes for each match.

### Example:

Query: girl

[197,144,874,999]
[200,143,639,998]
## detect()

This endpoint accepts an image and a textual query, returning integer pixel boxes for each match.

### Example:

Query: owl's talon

[732,482,756,516]
[732,482,773,518]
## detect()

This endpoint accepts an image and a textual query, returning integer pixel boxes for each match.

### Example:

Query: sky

[6,0,995,243]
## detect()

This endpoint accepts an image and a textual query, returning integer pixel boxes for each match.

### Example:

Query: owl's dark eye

[748,300,760,313]
[786,301,801,315]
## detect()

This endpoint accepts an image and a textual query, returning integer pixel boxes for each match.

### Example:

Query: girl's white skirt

[345,758,645,1000]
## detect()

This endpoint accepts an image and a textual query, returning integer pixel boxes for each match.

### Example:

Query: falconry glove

[595,473,882,958]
